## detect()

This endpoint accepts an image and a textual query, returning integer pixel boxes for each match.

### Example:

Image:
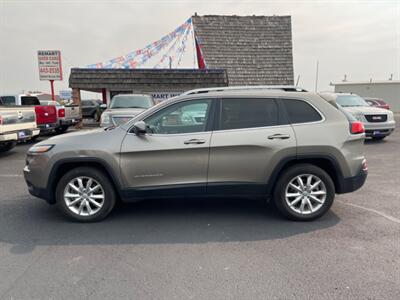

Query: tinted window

[0,96,16,105]
[21,96,40,106]
[282,99,322,124]
[220,98,278,130]
[145,100,211,134]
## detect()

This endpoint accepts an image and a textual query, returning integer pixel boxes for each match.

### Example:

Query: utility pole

[315,60,319,92]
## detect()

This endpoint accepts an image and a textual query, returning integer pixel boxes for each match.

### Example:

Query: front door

[120,99,214,196]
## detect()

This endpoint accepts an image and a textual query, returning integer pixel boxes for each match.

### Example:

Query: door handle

[184,139,206,145]
[268,134,290,140]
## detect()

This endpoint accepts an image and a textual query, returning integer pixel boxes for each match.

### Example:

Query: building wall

[192,15,294,86]
[334,83,400,112]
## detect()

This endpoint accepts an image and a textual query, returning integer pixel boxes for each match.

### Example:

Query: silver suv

[24,88,368,222]
[100,94,156,127]
[320,93,396,140]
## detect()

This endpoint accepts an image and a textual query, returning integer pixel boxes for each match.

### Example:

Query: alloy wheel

[63,176,105,216]
[285,174,327,215]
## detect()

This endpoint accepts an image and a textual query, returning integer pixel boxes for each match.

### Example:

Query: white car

[320,93,395,140]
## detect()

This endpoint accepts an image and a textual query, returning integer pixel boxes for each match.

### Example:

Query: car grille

[365,114,387,123]
[112,116,134,126]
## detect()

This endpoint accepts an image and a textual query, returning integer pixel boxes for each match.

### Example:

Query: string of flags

[86,18,193,69]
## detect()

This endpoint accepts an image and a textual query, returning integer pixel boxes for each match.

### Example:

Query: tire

[55,125,69,134]
[0,141,17,153]
[56,167,116,222]
[273,164,335,221]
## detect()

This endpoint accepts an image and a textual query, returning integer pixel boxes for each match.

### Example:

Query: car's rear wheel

[0,141,17,153]
[273,164,335,221]
[55,125,69,134]
[56,167,116,222]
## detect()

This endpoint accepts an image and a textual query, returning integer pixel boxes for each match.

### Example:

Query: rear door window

[281,99,322,124]
[0,96,16,105]
[21,96,40,106]
[219,98,279,130]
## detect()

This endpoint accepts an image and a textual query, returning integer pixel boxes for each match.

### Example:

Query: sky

[0,0,399,98]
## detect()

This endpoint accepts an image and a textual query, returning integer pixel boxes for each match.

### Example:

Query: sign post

[37,50,63,101]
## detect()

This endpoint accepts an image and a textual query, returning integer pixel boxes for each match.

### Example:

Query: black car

[81,100,103,120]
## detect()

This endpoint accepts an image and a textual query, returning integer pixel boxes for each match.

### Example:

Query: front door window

[145,100,211,134]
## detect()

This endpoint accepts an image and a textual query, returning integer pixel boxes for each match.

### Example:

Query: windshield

[110,95,152,109]
[336,95,369,107]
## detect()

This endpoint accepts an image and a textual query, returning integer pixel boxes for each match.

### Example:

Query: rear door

[207,97,296,195]
[120,98,215,195]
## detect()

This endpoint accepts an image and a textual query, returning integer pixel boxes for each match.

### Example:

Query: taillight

[58,108,65,118]
[350,121,365,134]
[0,116,3,125]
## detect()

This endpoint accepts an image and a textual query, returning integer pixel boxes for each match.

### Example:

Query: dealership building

[69,14,294,105]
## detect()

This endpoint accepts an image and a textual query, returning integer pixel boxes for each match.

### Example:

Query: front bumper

[364,120,395,137]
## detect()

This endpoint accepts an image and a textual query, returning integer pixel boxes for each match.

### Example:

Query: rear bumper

[336,168,368,194]
[0,132,18,142]
[0,128,40,142]
[38,123,57,132]
[59,118,81,126]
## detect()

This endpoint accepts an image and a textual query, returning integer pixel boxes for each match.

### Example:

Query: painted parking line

[337,200,400,224]
[0,174,23,177]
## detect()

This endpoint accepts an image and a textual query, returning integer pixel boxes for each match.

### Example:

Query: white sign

[37,50,63,81]
[151,92,181,101]
[59,90,72,99]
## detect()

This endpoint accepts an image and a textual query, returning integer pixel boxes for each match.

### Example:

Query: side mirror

[100,104,107,109]
[133,121,147,135]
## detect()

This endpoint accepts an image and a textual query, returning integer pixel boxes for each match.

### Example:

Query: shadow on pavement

[0,196,340,254]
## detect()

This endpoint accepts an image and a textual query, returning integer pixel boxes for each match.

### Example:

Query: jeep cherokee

[24,88,368,222]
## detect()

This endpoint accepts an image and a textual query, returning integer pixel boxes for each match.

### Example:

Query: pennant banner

[86,18,193,69]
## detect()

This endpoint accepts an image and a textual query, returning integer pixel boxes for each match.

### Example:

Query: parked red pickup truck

[0,94,57,134]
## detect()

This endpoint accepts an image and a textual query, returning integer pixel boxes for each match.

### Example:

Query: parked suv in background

[100,94,156,127]
[24,87,367,222]
[320,93,395,140]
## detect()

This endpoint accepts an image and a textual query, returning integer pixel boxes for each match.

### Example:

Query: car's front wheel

[273,164,335,221]
[56,167,116,222]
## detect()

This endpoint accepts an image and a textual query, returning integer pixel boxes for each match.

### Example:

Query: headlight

[387,112,394,121]
[100,113,111,126]
[353,114,364,122]
[28,144,54,153]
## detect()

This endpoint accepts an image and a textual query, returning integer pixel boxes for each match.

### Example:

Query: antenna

[296,75,300,86]
[314,60,319,92]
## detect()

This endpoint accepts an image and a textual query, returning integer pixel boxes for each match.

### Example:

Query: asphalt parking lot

[0,121,399,300]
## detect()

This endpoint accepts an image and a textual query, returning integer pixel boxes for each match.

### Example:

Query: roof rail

[182,85,308,95]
